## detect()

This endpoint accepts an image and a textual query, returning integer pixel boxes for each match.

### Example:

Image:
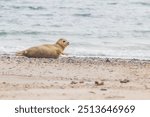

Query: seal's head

[56,38,69,49]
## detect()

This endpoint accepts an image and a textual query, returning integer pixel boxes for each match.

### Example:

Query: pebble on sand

[95,81,104,86]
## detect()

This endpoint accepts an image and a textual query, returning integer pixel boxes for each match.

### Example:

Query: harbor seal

[16,38,69,58]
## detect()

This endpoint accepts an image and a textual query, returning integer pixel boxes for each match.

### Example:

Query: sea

[0,0,150,59]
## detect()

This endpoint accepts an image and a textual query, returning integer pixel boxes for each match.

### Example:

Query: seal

[16,38,69,58]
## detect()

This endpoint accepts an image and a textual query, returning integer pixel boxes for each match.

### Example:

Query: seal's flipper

[16,50,27,56]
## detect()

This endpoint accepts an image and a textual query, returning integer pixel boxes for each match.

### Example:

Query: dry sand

[0,55,150,99]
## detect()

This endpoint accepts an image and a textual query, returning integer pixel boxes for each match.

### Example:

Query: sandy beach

[0,55,150,100]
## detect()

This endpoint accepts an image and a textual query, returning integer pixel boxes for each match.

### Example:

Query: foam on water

[0,0,150,59]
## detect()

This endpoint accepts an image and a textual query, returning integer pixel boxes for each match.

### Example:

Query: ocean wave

[11,5,46,10]
[0,31,7,36]
[50,24,61,27]
[12,6,22,9]
[107,3,118,5]
[28,6,46,10]
[132,2,150,6]
[0,30,93,37]
[0,31,45,36]
[73,13,92,17]
[134,30,150,34]
[0,5,4,8]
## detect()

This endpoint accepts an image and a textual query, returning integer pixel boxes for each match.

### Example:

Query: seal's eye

[63,40,66,43]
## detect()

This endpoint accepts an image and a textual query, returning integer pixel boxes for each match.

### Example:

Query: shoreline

[1,53,150,61]
[0,55,150,99]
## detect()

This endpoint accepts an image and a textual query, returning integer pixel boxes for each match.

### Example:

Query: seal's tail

[16,50,27,56]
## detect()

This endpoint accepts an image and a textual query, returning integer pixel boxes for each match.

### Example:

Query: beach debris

[43,61,48,63]
[109,70,113,72]
[62,93,66,95]
[79,81,84,84]
[100,88,107,91]
[28,74,32,77]
[24,84,30,88]
[89,91,96,94]
[144,85,150,89]
[106,58,110,62]
[95,81,104,86]
[70,81,78,84]
[2,82,6,84]
[120,79,130,83]
[60,86,65,89]
[71,86,75,88]
[7,56,10,59]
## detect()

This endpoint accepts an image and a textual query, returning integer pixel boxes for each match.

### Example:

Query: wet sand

[0,55,150,99]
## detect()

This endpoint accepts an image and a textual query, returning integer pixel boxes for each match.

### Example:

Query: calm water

[0,0,150,59]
